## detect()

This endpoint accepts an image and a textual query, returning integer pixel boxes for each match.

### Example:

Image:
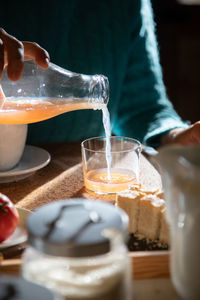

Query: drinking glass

[81,136,141,194]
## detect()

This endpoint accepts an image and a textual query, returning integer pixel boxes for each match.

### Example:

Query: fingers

[0,38,4,79]
[23,42,50,69]
[190,121,200,143]
[0,28,50,82]
[0,28,24,81]
[163,122,200,146]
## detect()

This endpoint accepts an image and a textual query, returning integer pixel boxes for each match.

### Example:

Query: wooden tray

[130,251,170,279]
[0,145,169,279]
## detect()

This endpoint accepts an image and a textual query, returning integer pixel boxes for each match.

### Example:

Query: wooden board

[130,251,170,279]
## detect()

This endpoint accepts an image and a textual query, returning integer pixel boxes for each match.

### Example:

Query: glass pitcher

[156,144,200,300]
[0,61,109,124]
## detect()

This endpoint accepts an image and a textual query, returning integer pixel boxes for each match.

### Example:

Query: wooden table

[0,142,176,297]
[0,142,162,210]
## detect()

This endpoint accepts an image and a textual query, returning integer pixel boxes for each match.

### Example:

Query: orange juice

[84,168,137,194]
[0,97,97,124]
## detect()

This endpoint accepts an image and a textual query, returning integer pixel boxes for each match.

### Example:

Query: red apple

[0,193,19,242]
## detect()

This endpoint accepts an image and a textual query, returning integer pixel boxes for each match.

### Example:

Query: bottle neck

[88,75,109,109]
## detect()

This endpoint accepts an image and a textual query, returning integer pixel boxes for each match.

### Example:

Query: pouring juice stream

[84,107,138,194]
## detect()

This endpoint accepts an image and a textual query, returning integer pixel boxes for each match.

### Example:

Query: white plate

[0,145,51,183]
[0,207,31,249]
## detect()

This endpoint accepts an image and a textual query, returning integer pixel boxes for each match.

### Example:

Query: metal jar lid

[0,275,60,300]
[27,199,128,257]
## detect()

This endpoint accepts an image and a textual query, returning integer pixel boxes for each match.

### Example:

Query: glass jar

[157,145,200,299]
[21,199,132,300]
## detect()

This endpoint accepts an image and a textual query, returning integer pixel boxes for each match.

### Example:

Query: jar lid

[27,199,128,257]
[0,275,59,300]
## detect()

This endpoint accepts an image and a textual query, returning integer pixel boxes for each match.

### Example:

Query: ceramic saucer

[0,145,51,183]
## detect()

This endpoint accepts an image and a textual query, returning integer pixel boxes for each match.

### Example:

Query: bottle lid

[0,275,59,300]
[27,199,128,257]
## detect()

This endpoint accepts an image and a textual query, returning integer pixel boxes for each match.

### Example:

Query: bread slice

[116,190,142,233]
[159,207,169,244]
[130,184,162,198]
[116,186,169,245]
[138,195,165,240]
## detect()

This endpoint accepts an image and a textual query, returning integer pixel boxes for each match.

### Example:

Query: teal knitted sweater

[0,0,188,146]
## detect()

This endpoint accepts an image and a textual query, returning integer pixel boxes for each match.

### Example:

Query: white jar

[22,199,132,300]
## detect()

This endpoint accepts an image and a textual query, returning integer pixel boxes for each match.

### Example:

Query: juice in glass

[84,168,137,194]
[81,136,141,195]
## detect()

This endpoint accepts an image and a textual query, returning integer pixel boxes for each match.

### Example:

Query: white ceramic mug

[0,124,27,171]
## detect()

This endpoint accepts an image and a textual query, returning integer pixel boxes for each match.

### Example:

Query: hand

[162,121,200,145]
[0,28,50,81]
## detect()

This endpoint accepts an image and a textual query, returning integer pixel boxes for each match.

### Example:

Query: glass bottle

[0,61,109,125]
[21,199,132,300]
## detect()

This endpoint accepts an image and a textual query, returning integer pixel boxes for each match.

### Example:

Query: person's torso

[0,0,137,143]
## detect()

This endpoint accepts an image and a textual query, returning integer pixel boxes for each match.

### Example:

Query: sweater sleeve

[113,0,188,147]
